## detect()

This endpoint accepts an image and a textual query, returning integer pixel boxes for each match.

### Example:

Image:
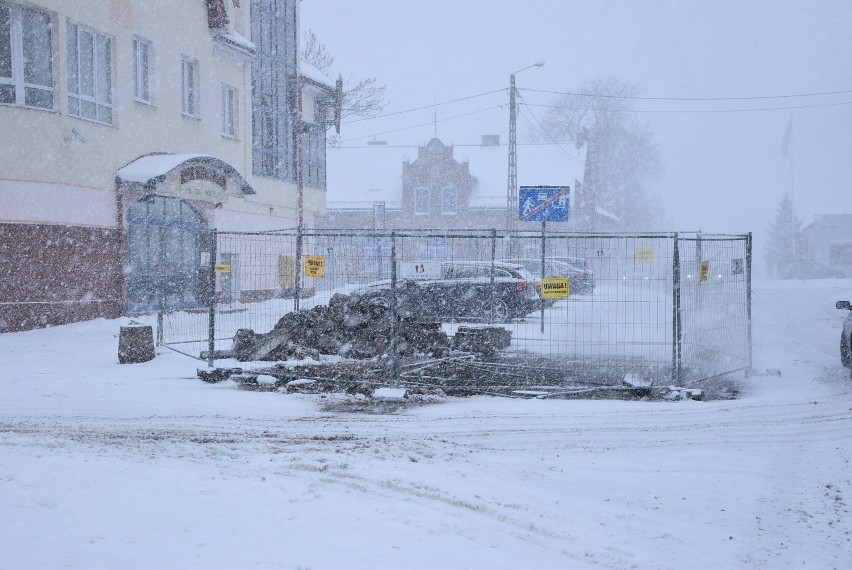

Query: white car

[837,299,852,377]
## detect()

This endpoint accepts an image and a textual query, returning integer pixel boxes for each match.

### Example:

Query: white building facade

[0,0,335,331]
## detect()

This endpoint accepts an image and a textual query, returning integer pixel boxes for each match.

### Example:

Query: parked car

[837,299,852,377]
[780,262,845,280]
[550,256,588,270]
[508,258,596,295]
[355,260,540,322]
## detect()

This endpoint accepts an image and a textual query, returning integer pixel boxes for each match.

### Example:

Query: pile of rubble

[224,292,454,361]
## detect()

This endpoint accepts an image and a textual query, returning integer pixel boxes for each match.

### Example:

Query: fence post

[389,231,400,386]
[672,233,681,384]
[157,225,166,346]
[294,226,303,312]
[540,221,546,334]
[489,229,496,324]
[207,229,217,367]
[746,231,753,373]
[156,310,163,346]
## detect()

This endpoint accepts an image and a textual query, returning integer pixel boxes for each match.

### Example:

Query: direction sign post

[518,186,570,333]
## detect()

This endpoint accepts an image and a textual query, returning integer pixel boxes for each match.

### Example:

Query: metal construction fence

[156,228,751,387]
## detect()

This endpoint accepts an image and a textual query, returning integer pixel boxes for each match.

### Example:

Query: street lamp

[506,61,544,230]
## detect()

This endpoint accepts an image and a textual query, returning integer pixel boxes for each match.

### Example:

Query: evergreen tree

[765,193,803,278]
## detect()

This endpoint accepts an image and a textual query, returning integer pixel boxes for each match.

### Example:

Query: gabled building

[800,214,852,276]
[0,0,337,331]
[318,136,588,231]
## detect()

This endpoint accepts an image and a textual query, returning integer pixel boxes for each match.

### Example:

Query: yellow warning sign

[699,260,710,283]
[304,256,325,278]
[541,277,570,299]
[214,263,231,273]
[634,248,655,264]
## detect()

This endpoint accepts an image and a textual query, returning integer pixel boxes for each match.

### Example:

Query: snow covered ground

[1,279,850,569]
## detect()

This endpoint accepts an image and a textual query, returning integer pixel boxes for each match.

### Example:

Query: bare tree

[302,30,388,127]
[537,77,663,231]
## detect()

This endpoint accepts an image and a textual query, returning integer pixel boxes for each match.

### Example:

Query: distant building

[318,136,591,232]
[800,214,852,275]
[0,0,337,331]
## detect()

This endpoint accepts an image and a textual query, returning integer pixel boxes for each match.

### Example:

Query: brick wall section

[0,223,123,332]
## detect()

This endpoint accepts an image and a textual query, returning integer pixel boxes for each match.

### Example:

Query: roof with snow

[299,59,335,90]
[326,139,586,208]
[116,154,254,194]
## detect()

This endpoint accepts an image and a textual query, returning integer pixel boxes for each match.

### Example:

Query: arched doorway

[126,195,207,312]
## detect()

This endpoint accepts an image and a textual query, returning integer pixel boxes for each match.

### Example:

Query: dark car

[355,260,539,322]
[837,300,852,377]
[509,258,596,295]
[780,262,845,280]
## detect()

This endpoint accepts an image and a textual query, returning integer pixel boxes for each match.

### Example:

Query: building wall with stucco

[0,0,333,331]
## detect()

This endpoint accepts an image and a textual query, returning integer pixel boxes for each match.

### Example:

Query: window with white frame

[221,85,236,137]
[414,186,429,215]
[132,38,151,103]
[181,56,198,117]
[442,185,458,215]
[67,21,112,123]
[0,4,54,109]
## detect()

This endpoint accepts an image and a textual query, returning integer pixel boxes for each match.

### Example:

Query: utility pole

[506,62,544,232]
[506,73,518,231]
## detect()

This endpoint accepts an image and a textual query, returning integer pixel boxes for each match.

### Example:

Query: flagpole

[783,113,797,259]
[789,114,795,218]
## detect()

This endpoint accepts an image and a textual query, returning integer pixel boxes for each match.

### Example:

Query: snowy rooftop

[299,59,335,90]
[116,154,216,185]
[326,138,586,208]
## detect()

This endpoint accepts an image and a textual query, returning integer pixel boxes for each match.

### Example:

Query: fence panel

[156,229,750,386]
[677,234,751,380]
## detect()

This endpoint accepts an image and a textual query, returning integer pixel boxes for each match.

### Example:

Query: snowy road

[1,280,851,569]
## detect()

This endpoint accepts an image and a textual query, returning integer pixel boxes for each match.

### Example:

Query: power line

[332,86,852,146]
[333,141,581,149]
[337,105,504,143]
[342,88,506,124]
[522,100,852,114]
[520,87,852,101]
[517,92,584,165]
[338,85,852,133]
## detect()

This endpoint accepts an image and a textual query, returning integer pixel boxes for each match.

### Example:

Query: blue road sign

[519,186,570,222]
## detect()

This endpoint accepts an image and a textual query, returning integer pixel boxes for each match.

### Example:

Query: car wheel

[487,298,510,322]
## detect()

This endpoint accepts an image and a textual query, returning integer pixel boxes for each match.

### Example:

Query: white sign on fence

[398,261,441,279]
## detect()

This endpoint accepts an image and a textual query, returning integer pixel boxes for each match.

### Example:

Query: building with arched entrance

[0,0,338,331]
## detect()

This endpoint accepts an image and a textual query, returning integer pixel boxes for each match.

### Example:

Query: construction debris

[225,292,452,361]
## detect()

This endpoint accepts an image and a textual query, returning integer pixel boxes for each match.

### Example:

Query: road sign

[214,263,231,273]
[519,186,570,222]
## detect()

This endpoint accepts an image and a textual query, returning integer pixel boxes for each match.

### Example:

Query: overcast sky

[302,0,852,245]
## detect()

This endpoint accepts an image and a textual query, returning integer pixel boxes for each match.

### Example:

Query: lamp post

[506,61,544,231]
